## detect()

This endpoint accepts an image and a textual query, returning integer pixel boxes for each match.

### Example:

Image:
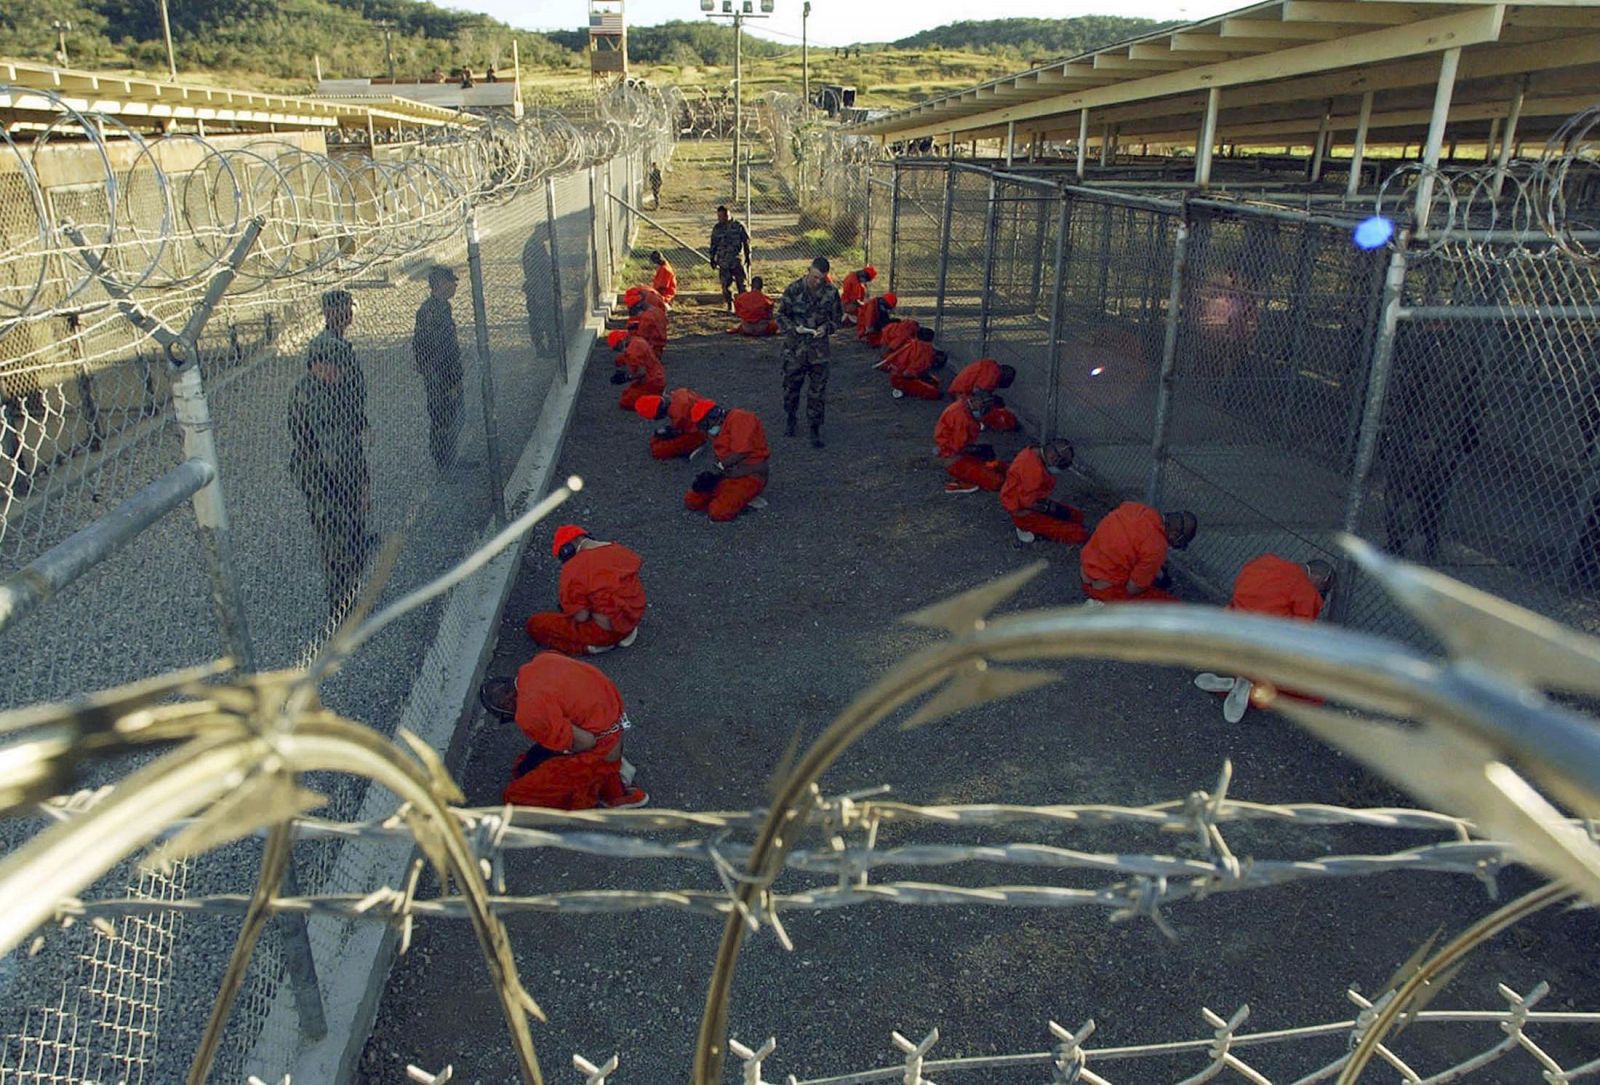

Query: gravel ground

[358,302,1600,1084]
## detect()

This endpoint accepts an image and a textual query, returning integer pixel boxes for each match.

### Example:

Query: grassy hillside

[3,3,1160,108]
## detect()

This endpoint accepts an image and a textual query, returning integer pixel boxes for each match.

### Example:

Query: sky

[476,0,1243,49]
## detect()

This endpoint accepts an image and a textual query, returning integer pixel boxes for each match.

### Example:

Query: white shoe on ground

[1014,528,1036,543]
[1194,673,1236,694]
[1223,678,1254,723]
[891,388,904,399]
[748,496,769,509]
[944,482,980,494]
[618,627,639,647]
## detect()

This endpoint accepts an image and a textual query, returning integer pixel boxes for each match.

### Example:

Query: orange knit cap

[689,399,718,424]
[551,524,587,558]
[863,266,877,279]
[883,293,898,307]
[607,329,628,349]
[634,394,664,419]
[623,286,642,306]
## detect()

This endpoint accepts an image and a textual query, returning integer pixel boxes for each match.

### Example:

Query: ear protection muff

[557,541,580,562]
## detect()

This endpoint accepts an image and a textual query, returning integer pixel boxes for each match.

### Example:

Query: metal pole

[52,20,71,67]
[977,174,1000,353]
[1414,46,1462,235]
[1145,211,1191,506]
[1492,77,1526,200]
[1042,192,1071,443]
[1310,103,1330,182]
[544,177,570,381]
[0,459,212,635]
[732,12,742,200]
[932,160,957,339]
[1195,87,1221,186]
[1100,123,1113,168]
[1347,91,1374,200]
[1340,244,1409,538]
[802,2,811,126]
[1077,109,1089,180]
[587,166,605,315]
[1005,121,1015,168]
[888,163,901,295]
[465,211,508,522]
[745,145,752,231]
[1485,116,1501,163]
[159,0,178,80]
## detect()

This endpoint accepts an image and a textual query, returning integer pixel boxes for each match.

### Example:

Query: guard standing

[776,257,844,448]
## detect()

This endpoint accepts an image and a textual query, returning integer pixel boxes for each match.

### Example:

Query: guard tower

[589,0,627,78]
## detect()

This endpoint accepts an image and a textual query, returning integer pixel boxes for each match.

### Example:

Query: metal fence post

[1144,207,1192,507]
[600,162,617,290]
[887,162,902,295]
[587,165,606,315]
[1042,190,1071,443]
[465,209,508,524]
[1333,242,1410,620]
[861,162,873,268]
[977,174,1000,354]
[545,176,570,381]
[932,160,956,338]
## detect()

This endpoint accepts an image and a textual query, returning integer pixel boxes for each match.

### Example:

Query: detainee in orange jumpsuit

[726,275,778,336]
[1195,555,1335,720]
[623,284,667,313]
[947,358,1021,431]
[856,293,898,346]
[635,389,707,459]
[525,526,646,655]
[683,400,769,521]
[877,317,920,359]
[648,250,677,305]
[882,328,948,400]
[608,330,665,411]
[839,265,877,323]
[1079,502,1197,603]
[479,651,648,810]
[935,391,1009,493]
[1000,440,1087,545]
[627,301,669,356]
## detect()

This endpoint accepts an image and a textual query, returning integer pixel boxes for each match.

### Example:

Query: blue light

[1354,216,1394,250]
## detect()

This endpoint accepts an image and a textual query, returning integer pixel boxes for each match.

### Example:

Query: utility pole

[375,19,397,82]
[51,20,71,67]
[802,1,810,124]
[701,0,773,201]
[158,0,178,80]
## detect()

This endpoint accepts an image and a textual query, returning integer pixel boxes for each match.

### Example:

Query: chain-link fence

[859,154,1600,645]
[0,82,671,1083]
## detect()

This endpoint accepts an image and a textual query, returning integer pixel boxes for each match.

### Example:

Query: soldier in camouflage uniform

[289,290,375,620]
[709,205,751,311]
[776,256,844,449]
[412,265,464,468]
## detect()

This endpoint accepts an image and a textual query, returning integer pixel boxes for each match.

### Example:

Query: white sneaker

[619,757,637,786]
[944,482,980,494]
[1014,528,1036,544]
[1223,678,1254,723]
[618,627,639,647]
[585,643,616,656]
[1194,673,1236,694]
[748,496,769,509]
[891,388,905,399]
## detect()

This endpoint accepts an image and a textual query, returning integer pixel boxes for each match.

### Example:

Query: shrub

[830,212,860,248]
[797,207,828,233]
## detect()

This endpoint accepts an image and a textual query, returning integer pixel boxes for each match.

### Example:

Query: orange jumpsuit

[502,652,631,809]
[879,319,919,358]
[1227,554,1326,704]
[1079,501,1177,603]
[627,285,667,312]
[650,386,708,460]
[856,297,894,346]
[885,340,943,400]
[948,359,1020,432]
[629,305,669,355]
[1000,446,1087,544]
[934,399,1007,491]
[684,408,769,521]
[525,542,647,654]
[728,289,777,336]
[614,337,666,410]
[840,271,869,320]
[651,261,677,304]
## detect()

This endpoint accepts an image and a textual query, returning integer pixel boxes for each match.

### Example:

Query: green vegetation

[890,16,1177,59]
[2,2,1169,104]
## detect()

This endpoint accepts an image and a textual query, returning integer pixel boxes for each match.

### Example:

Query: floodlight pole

[802,1,811,125]
[159,0,178,80]
[704,2,770,201]
[52,20,71,67]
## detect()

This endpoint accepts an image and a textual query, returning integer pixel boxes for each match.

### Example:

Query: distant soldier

[412,265,464,469]
[709,204,752,311]
[289,290,375,619]
[776,256,844,448]
[648,162,663,208]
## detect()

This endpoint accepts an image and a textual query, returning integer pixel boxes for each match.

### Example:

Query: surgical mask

[1047,465,1063,476]
[707,424,722,436]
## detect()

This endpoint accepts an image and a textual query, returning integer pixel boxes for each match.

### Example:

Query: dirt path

[359,294,1600,1083]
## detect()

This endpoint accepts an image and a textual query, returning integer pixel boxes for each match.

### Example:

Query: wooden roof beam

[1095,52,1188,71]
[1219,17,1362,39]
[1280,2,1448,25]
